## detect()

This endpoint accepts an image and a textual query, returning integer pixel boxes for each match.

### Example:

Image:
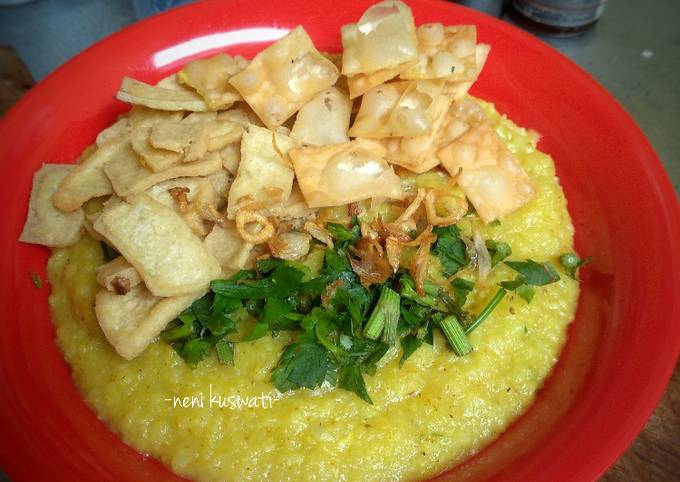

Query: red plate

[0,1,678,480]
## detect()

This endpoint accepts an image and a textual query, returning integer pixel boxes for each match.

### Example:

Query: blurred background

[0,1,678,481]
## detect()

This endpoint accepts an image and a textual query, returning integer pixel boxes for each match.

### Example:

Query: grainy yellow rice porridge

[47,100,579,482]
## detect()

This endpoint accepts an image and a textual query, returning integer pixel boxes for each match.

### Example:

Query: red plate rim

[0,1,679,481]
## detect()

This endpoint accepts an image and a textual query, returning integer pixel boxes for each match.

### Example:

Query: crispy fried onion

[424,189,468,226]
[394,188,426,226]
[168,186,190,213]
[349,237,392,288]
[407,225,436,296]
[269,229,311,260]
[374,215,412,243]
[385,236,402,273]
[201,204,225,226]
[235,210,275,244]
[303,221,334,248]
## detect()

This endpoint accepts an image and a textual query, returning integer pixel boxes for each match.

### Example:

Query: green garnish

[271,339,335,391]
[451,277,474,307]
[486,240,512,267]
[364,286,400,342]
[339,364,372,404]
[162,220,579,403]
[439,315,472,356]
[326,222,360,244]
[432,225,468,277]
[559,252,589,280]
[500,259,561,303]
[400,273,439,307]
[504,260,560,286]
[399,334,423,366]
[464,288,507,335]
[29,271,43,289]
[215,340,234,365]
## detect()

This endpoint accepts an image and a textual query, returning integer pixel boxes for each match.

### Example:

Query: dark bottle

[510,0,607,36]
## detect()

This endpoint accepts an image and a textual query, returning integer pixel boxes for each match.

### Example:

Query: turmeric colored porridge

[21,2,584,481]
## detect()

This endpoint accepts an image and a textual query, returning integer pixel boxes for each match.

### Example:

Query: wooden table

[1,44,678,482]
[601,364,680,481]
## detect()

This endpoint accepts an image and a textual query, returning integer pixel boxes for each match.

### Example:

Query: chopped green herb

[505,260,560,286]
[364,286,400,342]
[161,321,194,342]
[215,340,234,365]
[432,225,468,277]
[500,278,535,303]
[400,334,423,366]
[180,337,212,366]
[560,252,589,280]
[338,364,372,404]
[326,223,360,244]
[464,288,507,335]
[244,321,269,341]
[271,340,335,392]
[400,273,439,307]
[486,240,512,267]
[162,223,568,403]
[29,271,43,289]
[451,277,474,307]
[439,315,472,356]
[500,259,560,304]
[211,263,307,299]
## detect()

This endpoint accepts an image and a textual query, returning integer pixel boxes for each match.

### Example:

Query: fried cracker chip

[437,123,506,173]
[216,105,264,127]
[93,194,221,296]
[104,143,222,198]
[346,67,402,99]
[289,139,403,208]
[227,125,299,218]
[116,77,209,112]
[128,106,184,128]
[178,53,247,109]
[219,142,240,174]
[95,284,203,359]
[130,126,183,172]
[443,43,491,99]
[322,52,349,91]
[257,182,316,220]
[341,1,418,75]
[52,139,130,212]
[349,80,444,139]
[150,114,243,159]
[19,164,84,247]
[381,94,453,173]
[96,256,142,294]
[149,117,207,154]
[145,170,231,211]
[401,24,478,82]
[96,117,129,147]
[341,1,418,98]
[229,26,339,129]
[290,87,352,146]
[204,222,255,276]
[457,154,535,223]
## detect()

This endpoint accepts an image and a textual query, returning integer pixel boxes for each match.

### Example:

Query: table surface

[0,1,678,481]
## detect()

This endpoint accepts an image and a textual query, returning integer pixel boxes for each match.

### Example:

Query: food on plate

[21,1,586,480]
